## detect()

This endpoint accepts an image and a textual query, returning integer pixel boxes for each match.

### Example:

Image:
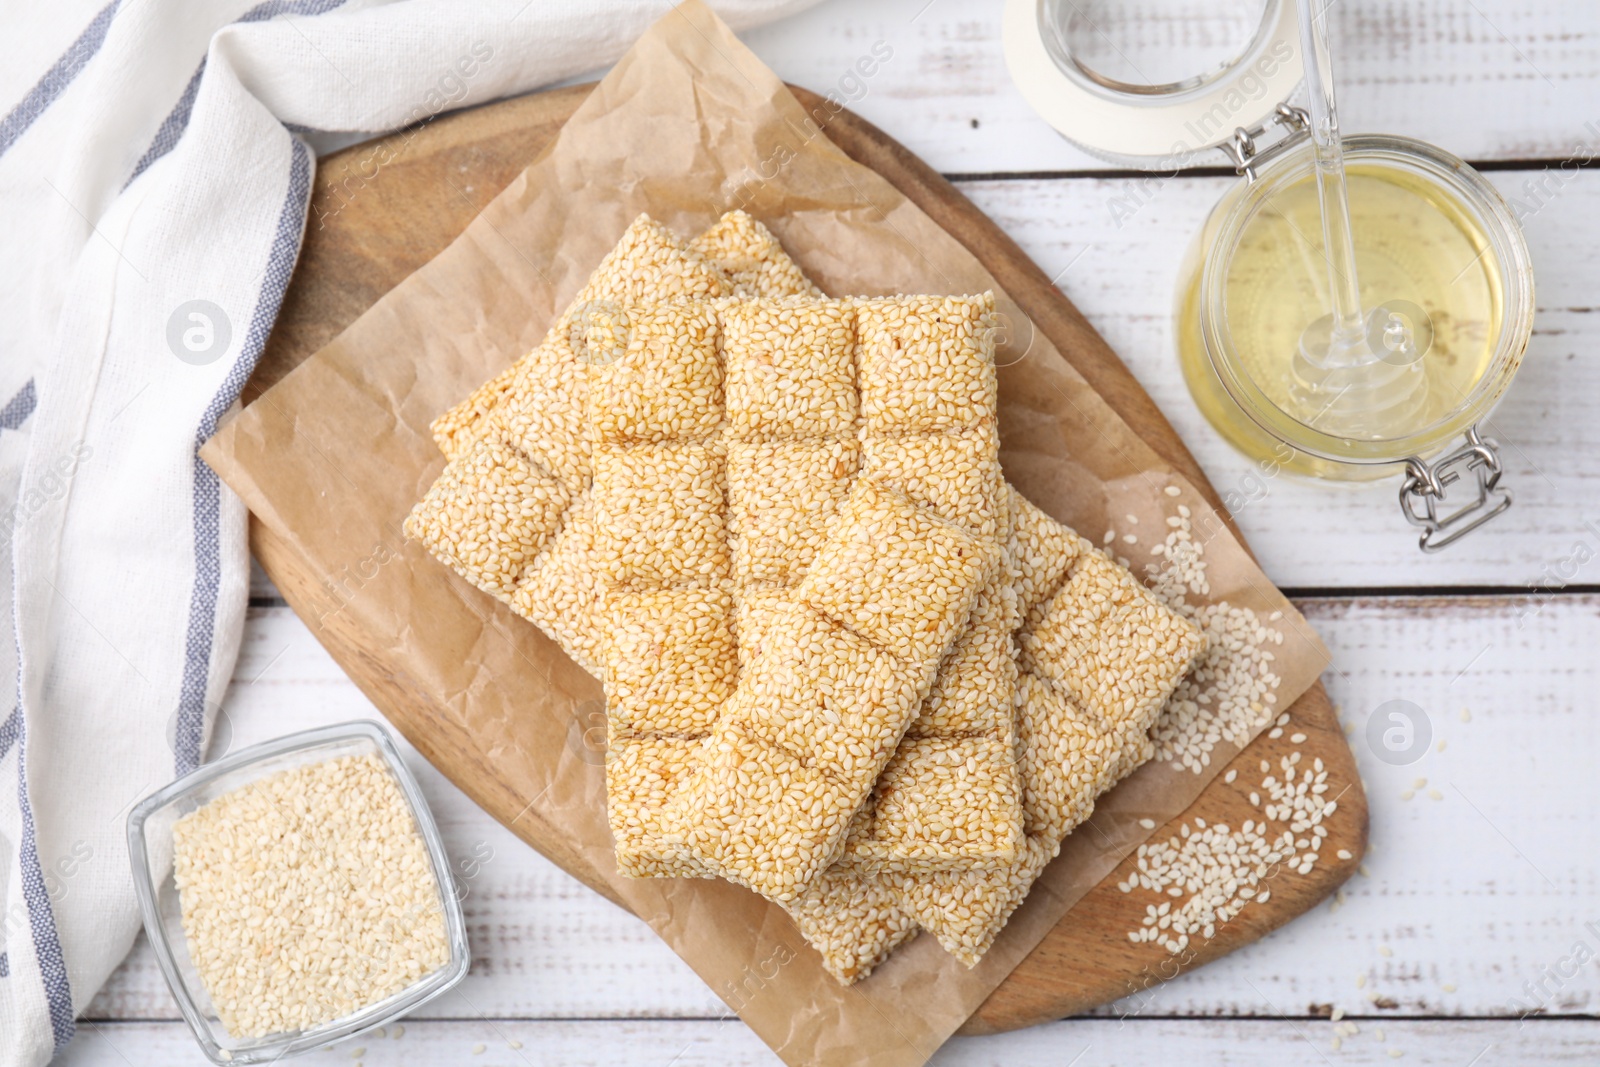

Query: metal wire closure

[1222,103,1312,182]
[1398,426,1513,552]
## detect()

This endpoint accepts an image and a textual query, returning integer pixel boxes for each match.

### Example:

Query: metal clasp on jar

[1398,426,1513,552]
[1222,103,1311,183]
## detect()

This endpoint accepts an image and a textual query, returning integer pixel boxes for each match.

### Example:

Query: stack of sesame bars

[406,212,1205,983]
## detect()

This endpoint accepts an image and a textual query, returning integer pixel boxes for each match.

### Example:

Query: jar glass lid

[1003,0,1304,167]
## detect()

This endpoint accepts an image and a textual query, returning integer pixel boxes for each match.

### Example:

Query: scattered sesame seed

[1413,777,1427,789]
[1291,732,1307,743]
[1366,991,1380,1003]
[1120,750,1339,948]
[1359,864,1371,877]
[1123,533,1138,544]
[1428,789,1443,801]
[351,1051,365,1060]
[1331,1007,1345,1022]
[1337,849,1352,860]
[1225,769,1238,783]
[1165,486,1181,497]
[1437,739,1447,752]
[393,1026,405,1039]
[1356,974,1367,988]
[1400,790,1415,800]
[1460,707,1471,722]
[509,1040,524,1050]
[1142,508,1287,773]
[1268,727,1284,739]
[1379,945,1393,958]
[1126,513,1139,524]
[1104,529,1116,545]
[1330,1036,1342,1051]
[1276,712,1291,727]
[1139,818,1157,829]
[1389,1050,1403,1060]
[1443,983,1457,993]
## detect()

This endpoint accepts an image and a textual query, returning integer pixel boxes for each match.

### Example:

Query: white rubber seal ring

[1002,0,1304,166]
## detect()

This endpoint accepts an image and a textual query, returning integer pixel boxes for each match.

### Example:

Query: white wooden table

[61,1,1600,1062]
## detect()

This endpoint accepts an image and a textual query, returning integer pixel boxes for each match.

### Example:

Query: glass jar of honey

[1004,0,1535,550]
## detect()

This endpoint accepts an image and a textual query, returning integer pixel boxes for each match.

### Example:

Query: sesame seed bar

[586,301,739,877]
[897,511,1206,966]
[590,296,868,876]
[783,491,1204,981]
[780,866,922,984]
[721,298,862,656]
[831,488,1024,872]
[585,295,995,883]
[669,295,1007,903]
[411,222,1029,882]
[604,294,1026,882]
[413,220,1033,878]
[412,228,1203,978]
[430,211,820,464]
[407,213,815,678]
[687,210,822,306]
[675,477,996,901]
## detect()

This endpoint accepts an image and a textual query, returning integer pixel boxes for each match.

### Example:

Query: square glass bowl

[127,720,470,1064]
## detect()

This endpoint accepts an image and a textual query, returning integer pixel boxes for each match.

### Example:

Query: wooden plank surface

[77,0,1600,1062]
[743,0,1600,175]
[957,173,1600,588]
[260,147,1600,594]
[223,64,1364,1038]
[88,596,1600,1030]
[57,1018,1600,1066]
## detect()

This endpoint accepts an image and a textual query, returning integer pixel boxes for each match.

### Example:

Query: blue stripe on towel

[126,0,351,187]
[0,381,37,432]
[4,702,73,1046]
[125,62,206,188]
[172,136,311,777]
[0,705,18,763]
[0,1,123,158]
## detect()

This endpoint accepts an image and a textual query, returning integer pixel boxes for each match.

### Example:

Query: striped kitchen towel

[0,1,818,1062]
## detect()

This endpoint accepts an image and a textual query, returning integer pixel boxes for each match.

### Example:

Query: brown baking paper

[202,3,1331,1063]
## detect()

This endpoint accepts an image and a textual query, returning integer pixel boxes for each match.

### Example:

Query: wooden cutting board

[246,83,1366,1036]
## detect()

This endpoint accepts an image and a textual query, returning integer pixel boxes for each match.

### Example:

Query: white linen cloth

[0,2,818,1061]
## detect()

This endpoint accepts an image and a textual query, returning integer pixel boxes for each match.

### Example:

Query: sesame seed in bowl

[127,720,469,1065]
